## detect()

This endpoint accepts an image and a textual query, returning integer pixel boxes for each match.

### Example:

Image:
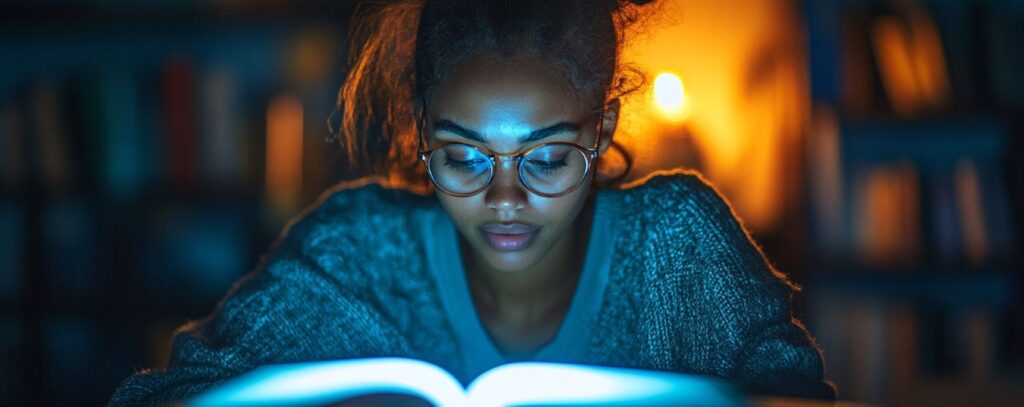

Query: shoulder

[207,175,437,330]
[276,176,434,248]
[617,168,734,223]
[110,247,414,405]
[614,168,796,291]
[265,177,436,273]
[607,172,830,394]
[614,168,753,255]
[180,177,432,357]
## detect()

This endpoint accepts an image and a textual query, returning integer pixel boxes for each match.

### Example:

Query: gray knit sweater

[108,170,835,405]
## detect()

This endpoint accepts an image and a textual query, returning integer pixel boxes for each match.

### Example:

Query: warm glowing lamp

[653,72,691,122]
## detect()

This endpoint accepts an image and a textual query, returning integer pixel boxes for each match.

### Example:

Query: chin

[488,253,538,273]
[476,242,548,273]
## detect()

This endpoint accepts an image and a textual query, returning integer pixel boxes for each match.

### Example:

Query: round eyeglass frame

[416,106,604,198]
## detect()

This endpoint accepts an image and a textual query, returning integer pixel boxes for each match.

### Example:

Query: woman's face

[424,53,615,273]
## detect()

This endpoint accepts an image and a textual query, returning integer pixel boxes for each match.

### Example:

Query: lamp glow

[653,72,691,121]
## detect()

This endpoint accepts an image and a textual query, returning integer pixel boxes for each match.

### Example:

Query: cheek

[530,188,591,232]
[437,193,483,223]
[528,196,575,221]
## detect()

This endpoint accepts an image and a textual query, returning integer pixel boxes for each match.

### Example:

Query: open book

[191,357,747,406]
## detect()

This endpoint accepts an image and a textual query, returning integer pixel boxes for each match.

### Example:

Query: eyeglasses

[417,110,603,198]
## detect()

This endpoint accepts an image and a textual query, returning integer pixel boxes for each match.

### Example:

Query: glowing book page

[190,358,465,406]
[464,362,744,406]
[190,357,747,407]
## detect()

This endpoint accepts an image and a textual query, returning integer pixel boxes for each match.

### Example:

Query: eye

[444,156,487,173]
[526,157,569,174]
[437,144,490,173]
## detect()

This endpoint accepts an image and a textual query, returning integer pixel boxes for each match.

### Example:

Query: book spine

[931,170,963,264]
[98,70,145,199]
[163,58,198,191]
[30,82,72,195]
[0,201,24,302]
[264,92,304,221]
[0,100,26,191]
[0,315,22,406]
[199,67,243,189]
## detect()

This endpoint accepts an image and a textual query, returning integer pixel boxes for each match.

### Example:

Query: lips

[479,222,540,252]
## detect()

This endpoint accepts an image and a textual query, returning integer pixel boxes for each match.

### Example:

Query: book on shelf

[264,92,305,220]
[852,162,922,267]
[0,201,24,302]
[81,70,152,198]
[0,99,26,191]
[930,169,964,264]
[198,67,244,189]
[30,81,72,194]
[868,5,951,117]
[163,58,199,191]
[192,357,745,407]
[823,118,1015,268]
[0,316,21,405]
[850,157,1014,267]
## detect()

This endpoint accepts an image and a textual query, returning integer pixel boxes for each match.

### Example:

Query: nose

[485,158,527,212]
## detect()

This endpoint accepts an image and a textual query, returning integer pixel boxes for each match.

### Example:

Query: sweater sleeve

[107,188,416,406]
[647,172,836,400]
[106,254,413,406]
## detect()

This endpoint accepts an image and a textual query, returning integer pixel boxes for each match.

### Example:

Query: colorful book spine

[264,92,304,220]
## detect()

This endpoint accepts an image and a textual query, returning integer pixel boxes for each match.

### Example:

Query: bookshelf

[0,1,356,405]
[802,1,1023,406]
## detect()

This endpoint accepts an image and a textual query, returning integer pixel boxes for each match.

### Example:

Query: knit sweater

[108,170,836,405]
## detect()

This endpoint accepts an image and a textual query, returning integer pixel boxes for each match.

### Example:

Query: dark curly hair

[332,0,658,193]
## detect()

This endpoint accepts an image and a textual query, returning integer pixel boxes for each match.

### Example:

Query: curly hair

[331,0,659,193]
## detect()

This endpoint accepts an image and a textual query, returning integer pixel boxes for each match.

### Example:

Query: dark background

[0,0,1021,405]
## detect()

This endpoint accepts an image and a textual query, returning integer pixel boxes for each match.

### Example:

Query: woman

[109,0,835,404]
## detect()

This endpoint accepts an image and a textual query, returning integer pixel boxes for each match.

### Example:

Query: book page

[190,358,467,406]
[465,362,746,407]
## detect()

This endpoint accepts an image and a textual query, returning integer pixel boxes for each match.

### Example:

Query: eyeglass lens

[427,144,589,196]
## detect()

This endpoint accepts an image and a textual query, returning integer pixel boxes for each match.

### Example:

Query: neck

[463,197,595,317]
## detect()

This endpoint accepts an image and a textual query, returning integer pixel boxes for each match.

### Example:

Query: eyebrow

[434,119,581,144]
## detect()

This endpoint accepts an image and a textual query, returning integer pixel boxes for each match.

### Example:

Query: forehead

[427,53,590,131]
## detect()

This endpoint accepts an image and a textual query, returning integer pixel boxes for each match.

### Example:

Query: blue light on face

[477,100,537,151]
